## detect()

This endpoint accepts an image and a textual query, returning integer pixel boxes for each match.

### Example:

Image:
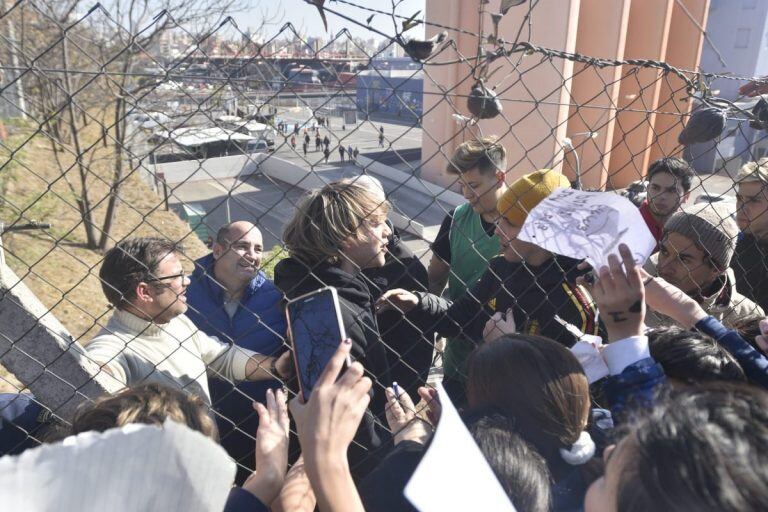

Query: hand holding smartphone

[286,287,351,401]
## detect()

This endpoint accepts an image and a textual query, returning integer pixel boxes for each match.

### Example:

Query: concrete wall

[0,264,120,422]
[152,153,267,185]
[356,155,464,208]
[693,0,768,172]
[422,0,580,188]
[257,154,328,190]
[256,153,463,237]
[701,0,768,98]
[564,0,632,189]
[647,0,710,168]
[422,0,709,189]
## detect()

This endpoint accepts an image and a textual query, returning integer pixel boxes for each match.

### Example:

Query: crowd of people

[283,118,364,165]
[2,129,768,511]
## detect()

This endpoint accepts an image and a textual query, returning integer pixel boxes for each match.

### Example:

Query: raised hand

[375,288,419,314]
[639,267,708,329]
[289,339,371,462]
[288,339,369,512]
[242,389,290,505]
[577,244,645,342]
[482,308,516,343]
[384,386,432,445]
[417,386,442,426]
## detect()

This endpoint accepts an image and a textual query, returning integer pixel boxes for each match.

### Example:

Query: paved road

[274,105,423,155]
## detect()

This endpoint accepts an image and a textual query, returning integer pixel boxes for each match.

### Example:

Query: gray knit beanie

[664,202,738,270]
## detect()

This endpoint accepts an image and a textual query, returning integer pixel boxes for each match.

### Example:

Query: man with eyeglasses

[185,221,287,483]
[733,159,768,311]
[85,237,291,409]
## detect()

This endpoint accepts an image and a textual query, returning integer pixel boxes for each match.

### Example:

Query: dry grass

[0,118,208,393]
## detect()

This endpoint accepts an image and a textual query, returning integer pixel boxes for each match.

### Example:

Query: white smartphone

[285,286,350,401]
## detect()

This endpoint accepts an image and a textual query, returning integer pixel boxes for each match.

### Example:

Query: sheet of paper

[404,383,517,512]
[0,419,236,512]
[517,188,657,269]
[571,340,610,384]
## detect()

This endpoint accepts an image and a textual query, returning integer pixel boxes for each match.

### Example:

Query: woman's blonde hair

[283,181,390,266]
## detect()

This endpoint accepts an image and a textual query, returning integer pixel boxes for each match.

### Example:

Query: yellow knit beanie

[497,169,571,226]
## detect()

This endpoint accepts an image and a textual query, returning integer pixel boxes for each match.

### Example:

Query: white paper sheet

[570,339,610,384]
[404,383,517,512]
[0,419,236,512]
[518,188,657,269]
[555,314,610,384]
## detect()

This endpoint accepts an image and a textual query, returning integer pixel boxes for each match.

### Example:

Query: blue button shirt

[185,254,287,480]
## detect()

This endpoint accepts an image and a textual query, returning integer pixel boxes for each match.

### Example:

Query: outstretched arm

[577,244,665,419]
[289,340,368,512]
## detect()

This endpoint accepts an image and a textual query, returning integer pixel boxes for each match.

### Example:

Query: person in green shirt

[427,136,508,404]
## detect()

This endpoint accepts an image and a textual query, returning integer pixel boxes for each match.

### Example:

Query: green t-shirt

[442,203,500,383]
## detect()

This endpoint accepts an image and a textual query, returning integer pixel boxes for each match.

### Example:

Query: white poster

[518,188,656,269]
[404,383,516,512]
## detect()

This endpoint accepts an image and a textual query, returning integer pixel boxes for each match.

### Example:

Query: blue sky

[234,0,426,40]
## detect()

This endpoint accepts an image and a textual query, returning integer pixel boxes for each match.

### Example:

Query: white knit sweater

[85,309,255,403]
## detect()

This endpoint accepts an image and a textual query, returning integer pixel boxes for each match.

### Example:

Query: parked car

[246,140,271,153]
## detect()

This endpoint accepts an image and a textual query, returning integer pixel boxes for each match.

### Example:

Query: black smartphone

[286,286,349,401]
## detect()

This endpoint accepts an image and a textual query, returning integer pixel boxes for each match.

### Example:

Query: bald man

[186,221,287,484]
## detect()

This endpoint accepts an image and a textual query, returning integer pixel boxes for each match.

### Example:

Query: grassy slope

[0,119,209,393]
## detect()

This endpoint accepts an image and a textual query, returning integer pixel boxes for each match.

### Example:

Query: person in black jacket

[733,160,768,311]
[377,170,602,400]
[274,180,394,478]
[345,176,432,398]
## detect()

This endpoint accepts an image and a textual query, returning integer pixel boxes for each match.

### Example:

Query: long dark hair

[467,334,590,470]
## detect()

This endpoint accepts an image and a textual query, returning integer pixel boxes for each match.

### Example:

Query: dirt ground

[0,120,208,393]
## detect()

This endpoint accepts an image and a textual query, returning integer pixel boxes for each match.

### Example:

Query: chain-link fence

[2,0,768,481]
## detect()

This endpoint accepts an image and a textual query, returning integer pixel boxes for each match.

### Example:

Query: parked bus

[283,67,322,92]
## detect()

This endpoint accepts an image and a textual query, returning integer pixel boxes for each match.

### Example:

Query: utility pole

[4,0,27,119]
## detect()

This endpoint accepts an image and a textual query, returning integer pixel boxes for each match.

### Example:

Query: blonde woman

[274,181,393,478]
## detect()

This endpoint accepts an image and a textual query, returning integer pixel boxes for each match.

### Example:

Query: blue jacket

[0,393,54,456]
[603,357,666,421]
[186,254,287,482]
[696,315,768,389]
[224,488,268,512]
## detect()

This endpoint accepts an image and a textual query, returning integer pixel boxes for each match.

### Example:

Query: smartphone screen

[287,287,347,401]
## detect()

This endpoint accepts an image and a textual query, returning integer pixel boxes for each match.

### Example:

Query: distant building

[356,69,423,119]
[420,1,708,190]
[692,0,768,173]
[371,57,421,71]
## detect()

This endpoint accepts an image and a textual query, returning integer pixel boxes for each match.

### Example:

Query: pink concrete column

[563,0,632,190]
[607,0,675,188]
[647,0,710,166]
[421,0,581,187]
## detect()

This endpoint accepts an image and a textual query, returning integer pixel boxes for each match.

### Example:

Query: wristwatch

[270,357,280,379]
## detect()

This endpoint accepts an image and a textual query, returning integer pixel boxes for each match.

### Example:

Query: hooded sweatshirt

[273,258,392,477]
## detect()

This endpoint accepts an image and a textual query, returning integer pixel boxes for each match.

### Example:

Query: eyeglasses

[146,271,187,283]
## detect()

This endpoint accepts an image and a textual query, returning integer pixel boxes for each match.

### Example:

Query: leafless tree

[4,0,276,250]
